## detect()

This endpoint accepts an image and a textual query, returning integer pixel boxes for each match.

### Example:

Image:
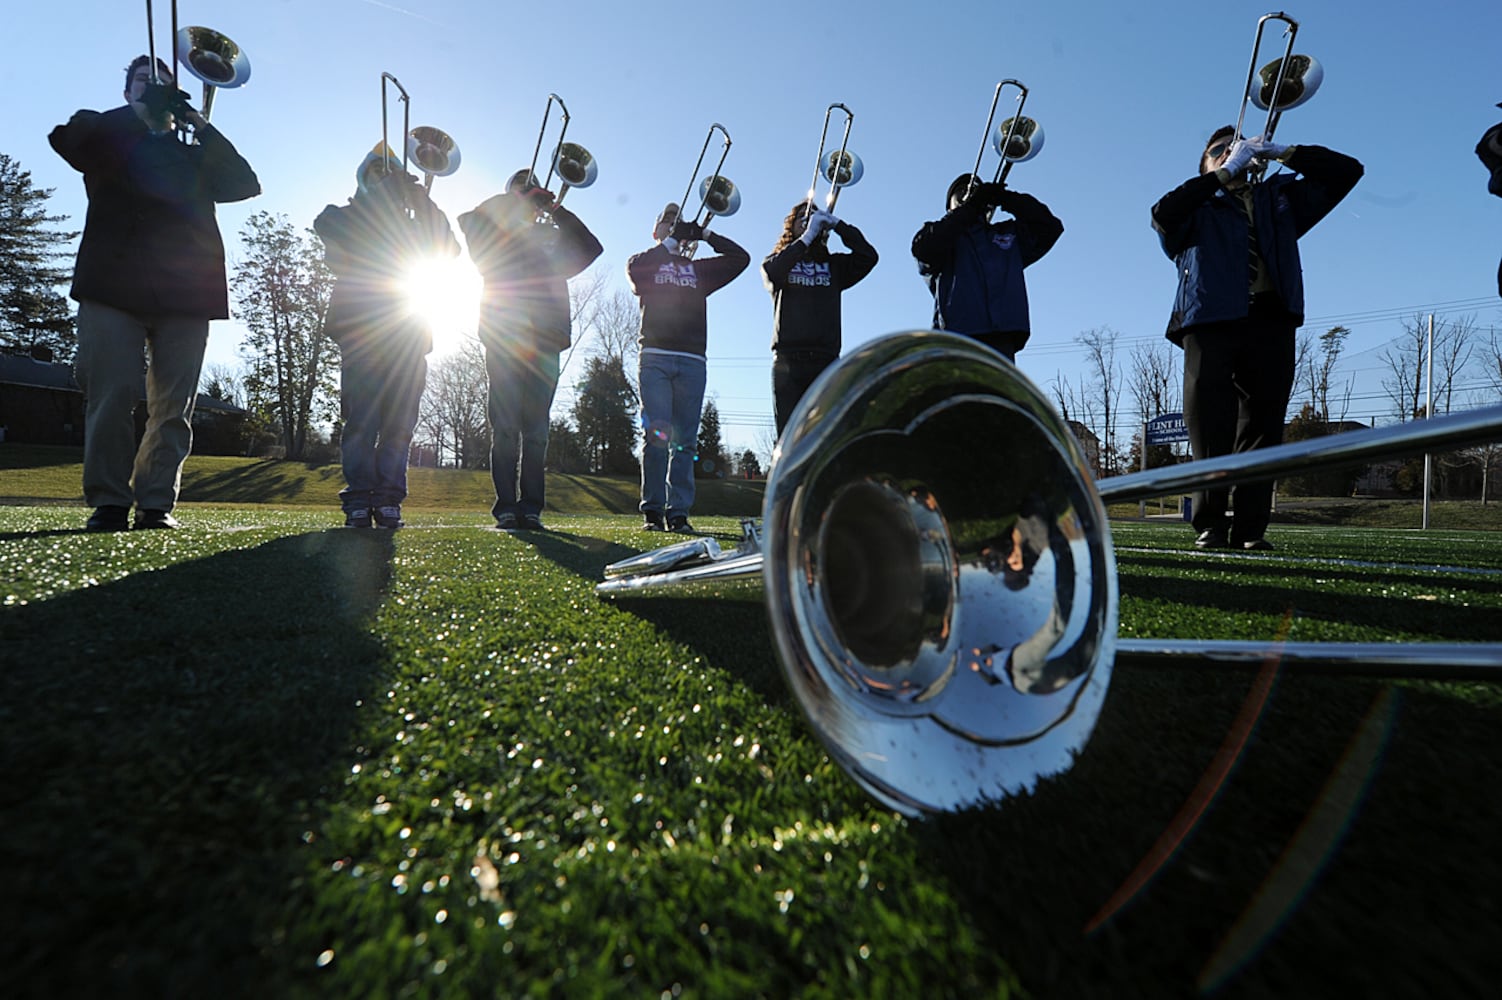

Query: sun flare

[403,256,482,356]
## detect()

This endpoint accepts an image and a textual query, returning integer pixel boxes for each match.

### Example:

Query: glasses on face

[1206,140,1232,161]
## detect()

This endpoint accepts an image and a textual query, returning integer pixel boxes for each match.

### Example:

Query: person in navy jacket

[1152,127,1362,551]
[911,173,1062,361]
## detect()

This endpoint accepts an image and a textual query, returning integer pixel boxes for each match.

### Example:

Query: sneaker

[344,507,373,528]
[642,511,665,531]
[495,512,519,531]
[134,508,180,530]
[373,505,404,529]
[1240,538,1274,551]
[668,515,694,534]
[86,505,130,532]
[1193,528,1228,550]
[520,514,545,531]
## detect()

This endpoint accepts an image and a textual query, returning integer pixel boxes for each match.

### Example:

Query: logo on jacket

[789,262,832,287]
[992,233,1016,250]
[655,262,698,288]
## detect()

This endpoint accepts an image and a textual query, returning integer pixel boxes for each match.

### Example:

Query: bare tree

[1126,339,1180,422]
[1432,314,1478,416]
[1076,327,1122,476]
[417,337,489,468]
[1381,313,1478,422]
[1304,325,1353,427]
[1379,314,1429,422]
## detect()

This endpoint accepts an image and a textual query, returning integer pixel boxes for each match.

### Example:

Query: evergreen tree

[572,354,638,474]
[231,212,338,460]
[696,398,726,478]
[0,153,79,362]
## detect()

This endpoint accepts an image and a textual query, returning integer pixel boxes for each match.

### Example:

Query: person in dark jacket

[460,170,603,531]
[315,148,459,529]
[762,201,878,435]
[625,203,750,532]
[1152,127,1362,551]
[49,55,260,531]
[911,173,1062,361]
[1477,103,1502,298]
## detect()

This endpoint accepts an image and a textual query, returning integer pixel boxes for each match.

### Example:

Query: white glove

[1247,136,1289,160]
[1220,138,1256,178]
[800,209,836,245]
[660,236,680,254]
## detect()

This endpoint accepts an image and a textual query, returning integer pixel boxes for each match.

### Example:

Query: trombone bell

[994,116,1044,162]
[553,142,598,189]
[408,126,461,178]
[1249,54,1324,113]
[174,26,251,88]
[699,175,741,217]
[820,149,864,188]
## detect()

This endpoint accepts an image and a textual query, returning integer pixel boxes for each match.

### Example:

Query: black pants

[772,350,838,436]
[1181,307,1296,544]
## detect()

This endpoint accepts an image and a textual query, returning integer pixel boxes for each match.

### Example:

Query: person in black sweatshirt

[762,201,878,435]
[625,203,749,533]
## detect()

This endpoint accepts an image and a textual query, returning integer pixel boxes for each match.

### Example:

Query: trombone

[805,103,864,217]
[596,330,1502,816]
[675,123,741,257]
[1233,11,1324,173]
[525,94,599,220]
[962,79,1045,206]
[143,1,251,136]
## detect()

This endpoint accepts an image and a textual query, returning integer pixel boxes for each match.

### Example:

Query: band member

[626,203,749,532]
[49,56,260,531]
[315,149,459,529]
[1477,102,1502,298]
[459,170,603,531]
[911,174,1062,361]
[1152,128,1362,550]
[762,202,878,435]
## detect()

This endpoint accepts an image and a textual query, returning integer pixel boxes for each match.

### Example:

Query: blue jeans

[338,337,428,512]
[485,344,560,520]
[638,351,706,518]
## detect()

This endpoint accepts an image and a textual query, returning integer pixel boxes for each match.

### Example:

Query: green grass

[2,495,1501,995]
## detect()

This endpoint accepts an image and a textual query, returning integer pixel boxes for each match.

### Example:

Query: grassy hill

[7,443,1501,529]
[0,444,765,518]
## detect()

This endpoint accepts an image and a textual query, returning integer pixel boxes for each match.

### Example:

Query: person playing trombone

[1151,127,1362,551]
[460,169,603,532]
[911,175,1062,363]
[626,203,750,533]
[49,55,261,532]
[315,148,459,529]
[762,202,878,436]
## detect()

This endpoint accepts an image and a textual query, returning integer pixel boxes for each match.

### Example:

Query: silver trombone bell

[993,115,1044,162]
[698,174,741,217]
[1249,54,1324,113]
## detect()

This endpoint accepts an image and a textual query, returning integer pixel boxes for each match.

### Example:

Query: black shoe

[642,511,665,531]
[668,515,694,534]
[345,507,373,528]
[1194,528,1228,550]
[520,514,545,531]
[134,508,180,530]
[1240,538,1274,551]
[495,512,519,531]
[372,505,404,529]
[86,505,130,532]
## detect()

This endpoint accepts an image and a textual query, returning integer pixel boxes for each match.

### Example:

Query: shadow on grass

[181,460,322,503]
[914,661,1502,998]
[0,530,397,997]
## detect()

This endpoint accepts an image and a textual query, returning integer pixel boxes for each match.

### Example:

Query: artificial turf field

[2,506,1500,998]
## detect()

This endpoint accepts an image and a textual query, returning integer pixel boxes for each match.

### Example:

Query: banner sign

[1146,412,1189,445]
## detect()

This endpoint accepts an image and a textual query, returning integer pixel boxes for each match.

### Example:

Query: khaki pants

[74,300,209,511]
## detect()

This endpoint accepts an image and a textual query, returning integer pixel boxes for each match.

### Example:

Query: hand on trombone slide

[669,218,705,243]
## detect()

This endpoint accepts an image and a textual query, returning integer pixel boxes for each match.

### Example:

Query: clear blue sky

[10,0,1502,461]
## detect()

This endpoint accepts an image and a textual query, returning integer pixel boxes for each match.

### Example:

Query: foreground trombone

[373,73,460,191]
[597,331,1502,816]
